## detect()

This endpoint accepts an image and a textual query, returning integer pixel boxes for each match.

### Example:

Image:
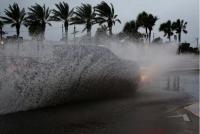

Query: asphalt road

[0,84,198,134]
[0,63,199,134]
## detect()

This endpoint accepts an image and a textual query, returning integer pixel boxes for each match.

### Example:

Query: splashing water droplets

[0,42,139,114]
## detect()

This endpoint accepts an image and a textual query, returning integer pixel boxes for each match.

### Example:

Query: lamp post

[71,25,78,45]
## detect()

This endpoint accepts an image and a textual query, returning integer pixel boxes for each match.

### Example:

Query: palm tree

[71,3,95,37]
[0,3,26,38]
[25,4,52,40]
[159,20,173,42]
[136,11,149,40]
[94,1,121,35]
[123,20,138,35]
[24,20,43,40]
[172,19,187,43]
[52,2,73,41]
[136,11,158,43]
[0,20,3,41]
[147,14,158,43]
[123,20,143,41]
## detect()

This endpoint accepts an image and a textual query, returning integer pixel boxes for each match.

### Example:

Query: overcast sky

[0,0,199,45]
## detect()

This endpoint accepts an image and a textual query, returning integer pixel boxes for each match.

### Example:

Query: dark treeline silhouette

[0,3,26,39]
[94,1,121,36]
[52,2,74,41]
[0,1,121,41]
[121,20,143,42]
[0,0,196,52]
[70,3,96,38]
[136,11,158,44]
[159,20,173,42]
[119,11,158,43]
[178,43,199,55]
[172,19,187,43]
[24,4,52,41]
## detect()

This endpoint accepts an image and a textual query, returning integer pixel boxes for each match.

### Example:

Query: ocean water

[0,44,139,114]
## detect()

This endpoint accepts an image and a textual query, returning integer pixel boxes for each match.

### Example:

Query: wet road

[0,69,199,134]
[0,55,199,134]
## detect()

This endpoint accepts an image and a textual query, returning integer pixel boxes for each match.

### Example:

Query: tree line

[0,1,187,43]
[122,12,187,43]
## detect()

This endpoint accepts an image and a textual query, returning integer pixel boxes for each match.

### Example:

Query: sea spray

[0,44,139,114]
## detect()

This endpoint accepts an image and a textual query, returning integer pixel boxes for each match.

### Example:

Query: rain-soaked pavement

[0,56,199,134]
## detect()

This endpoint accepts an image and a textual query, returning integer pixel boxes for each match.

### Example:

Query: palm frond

[52,3,72,22]
[95,1,120,34]
[26,3,52,39]
[71,3,95,34]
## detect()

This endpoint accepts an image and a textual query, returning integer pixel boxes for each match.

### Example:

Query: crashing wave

[0,45,139,114]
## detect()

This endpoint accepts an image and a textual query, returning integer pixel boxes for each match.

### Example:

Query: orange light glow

[140,73,148,81]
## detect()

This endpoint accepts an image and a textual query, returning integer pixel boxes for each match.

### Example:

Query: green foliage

[71,3,96,37]
[0,2,189,44]
[122,20,143,41]
[0,3,26,37]
[136,11,149,30]
[52,2,73,41]
[52,2,73,22]
[159,20,173,41]
[94,1,121,35]
[25,4,52,40]
[123,20,138,34]
[136,11,158,43]
[172,19,187,42]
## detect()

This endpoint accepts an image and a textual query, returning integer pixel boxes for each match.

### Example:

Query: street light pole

[71,25,78,45]
[196,37,199,48]
[62,24,64,40]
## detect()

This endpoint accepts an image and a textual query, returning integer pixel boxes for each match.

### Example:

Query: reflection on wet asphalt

[164,71,198,101]
[0,70,199,134]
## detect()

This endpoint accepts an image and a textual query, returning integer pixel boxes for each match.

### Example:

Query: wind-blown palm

[123,20,138,34]
[52,2,73,41]
[159,20,173,42]
[71,3,95,37]
[136,11,148,38]
[147,14,158,43]
[94,1,121,35]
[25,4,52,40]
[137,11,158,43]
[0,3,25,38]
[123,20,143,41]
[172,19,187,43]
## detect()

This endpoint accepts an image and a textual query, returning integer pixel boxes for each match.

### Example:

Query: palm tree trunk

[15,24,21,50]
[86,23,92,38]
[108,20,113,36]
[0,27,2,41]
[168,34,171,42]
[87,28,91,38]
[109,26,112,36]
[149,30,151,44]
[178,32,181,43]
[145,28,148,40]
[64,21,68,42]
[16,24,20,38]
[41,22,46,41]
